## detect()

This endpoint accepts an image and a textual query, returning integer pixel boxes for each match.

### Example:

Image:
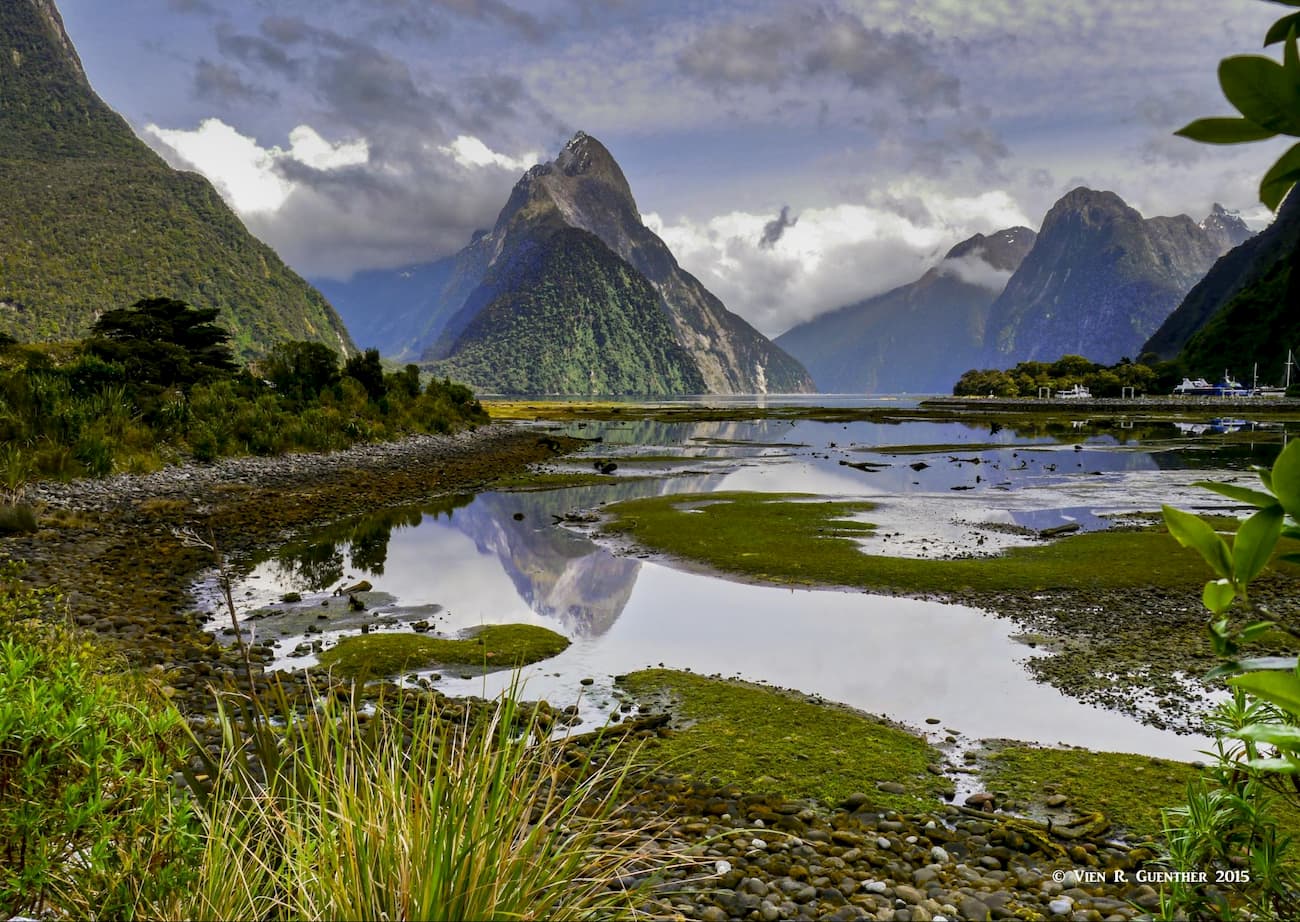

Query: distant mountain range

[775,227,1036,393]
[321,132,813,395]
[0,0,353,357]
[982,189,1249,366]
[778,188,1252,392]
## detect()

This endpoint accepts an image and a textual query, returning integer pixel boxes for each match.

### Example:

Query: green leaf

[1270,16,1300,48]
[1238,655,1299,671]
[1193,480,1280,508]
[1203,578,1237,614]
[1281,552,1300,565]
[1163,505,1233,578]
[1258,465,1275,493]
[1272,440,1300,517]
[1234,722,1300,747]
[1175,117,1278,144]
[1219,55,1300,134]
[1234,505,1285,583]
[1208,655,1297,679]
[1260,142,1300,210]
[1245,757,1300,773]
[1230,670,1300,715]
[1240,622,1282,642]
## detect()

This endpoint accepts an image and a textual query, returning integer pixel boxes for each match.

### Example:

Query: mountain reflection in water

[259,474,723,638]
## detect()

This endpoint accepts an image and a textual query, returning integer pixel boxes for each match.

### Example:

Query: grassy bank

[599,491,1298,594]
[318,624,571,680]
[618,669,947,810]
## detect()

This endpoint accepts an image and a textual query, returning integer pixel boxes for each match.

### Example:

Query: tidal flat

[9,399,1300,918]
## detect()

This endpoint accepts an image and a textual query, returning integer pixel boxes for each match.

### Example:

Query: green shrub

[0,572,196,918]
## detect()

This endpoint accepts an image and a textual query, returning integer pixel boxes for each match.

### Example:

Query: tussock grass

[153,681,650,921]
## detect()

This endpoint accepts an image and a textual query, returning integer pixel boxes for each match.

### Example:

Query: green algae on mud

[599,491,1284,594]
[978,744,1199,842]
[318,624,571,680]
[617,669,947,811]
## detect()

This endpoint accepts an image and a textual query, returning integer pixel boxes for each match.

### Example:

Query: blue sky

[58,0,1292,336]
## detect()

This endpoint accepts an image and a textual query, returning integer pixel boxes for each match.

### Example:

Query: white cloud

[936,252,1014,291]
[144,118,368,213]
[438,135,539,171]
[286,125,369,170]
[643,186,1030,337]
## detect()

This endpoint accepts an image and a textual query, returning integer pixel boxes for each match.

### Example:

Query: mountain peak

[1200,202,1253,251]
[550,131,636,203]
[944,226,1036,271]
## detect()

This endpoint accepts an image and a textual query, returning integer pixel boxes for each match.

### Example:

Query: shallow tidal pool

[200,406,1299,761]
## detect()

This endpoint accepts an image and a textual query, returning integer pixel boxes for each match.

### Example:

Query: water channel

[201,403,1297,762]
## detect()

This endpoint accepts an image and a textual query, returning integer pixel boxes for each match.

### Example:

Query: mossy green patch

[617,669,946,811]
[601,491,1300,594]
[318,624,570,680]
[490,470,646,491]
[980,745,1199,841]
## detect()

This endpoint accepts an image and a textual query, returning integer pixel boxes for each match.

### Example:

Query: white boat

[1056,384,1091,399]
[1253,351,1294,398]
[1173,377,1215,396]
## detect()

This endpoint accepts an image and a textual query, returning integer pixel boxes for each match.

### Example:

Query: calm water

[203,406,1297,761]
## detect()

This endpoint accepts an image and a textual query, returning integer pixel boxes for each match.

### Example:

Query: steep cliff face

[479,134,787,391]
[1144,190,1299,381]
[1144,191,1300,372]
[776,227,1036,393]
[982,189,1234,365]
[0,0,354,356]
[331,132,813,394]
[432,228,707,395]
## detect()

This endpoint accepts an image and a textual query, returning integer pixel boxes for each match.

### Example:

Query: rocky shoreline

[6,422,567,715]
[616,775,1170,922]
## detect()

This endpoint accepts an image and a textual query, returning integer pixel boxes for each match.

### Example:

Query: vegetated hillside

[775,227,1036,393]
[1144,190,1300,383]
[336,131,813,394]
[432,228,706,395]
[0,0,353,357]
[983,188,1239,365]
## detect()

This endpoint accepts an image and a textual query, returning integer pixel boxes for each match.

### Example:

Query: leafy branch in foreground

[1176,2,1300,210]
[1158,439,1300,918]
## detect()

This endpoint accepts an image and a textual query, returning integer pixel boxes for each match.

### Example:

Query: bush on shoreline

[0,299,488,483]
[952,354,1166,398]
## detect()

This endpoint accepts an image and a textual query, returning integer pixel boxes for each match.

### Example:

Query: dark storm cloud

[677,19,790,91]
[193,58,278,104]
[167,0,219,15]
[429,0,545,43]
[188,6,563,279]
[216,27,303,77]
[678,8,959,112]
[758,205,797,248]
[248,151,526,278]
[801,11,959,111]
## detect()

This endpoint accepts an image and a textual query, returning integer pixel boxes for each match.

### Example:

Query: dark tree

[87,298,236,389]
[262,340,340,404]
[343,348,387,401]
